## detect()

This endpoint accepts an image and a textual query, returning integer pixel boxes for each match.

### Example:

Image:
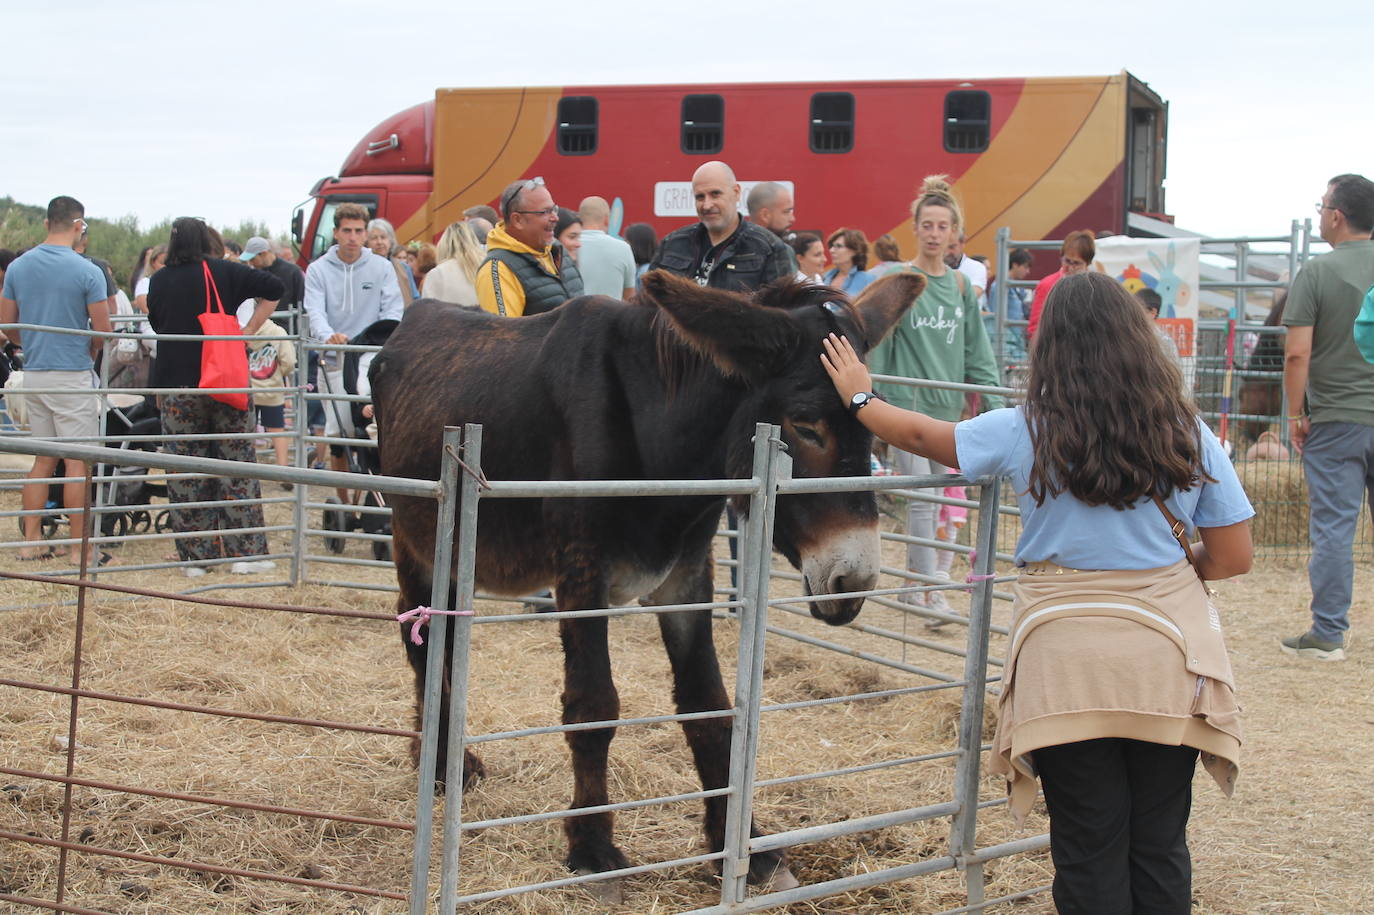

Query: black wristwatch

[849,391,882,415]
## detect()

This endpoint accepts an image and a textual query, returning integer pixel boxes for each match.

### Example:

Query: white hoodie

[303,245,403,342]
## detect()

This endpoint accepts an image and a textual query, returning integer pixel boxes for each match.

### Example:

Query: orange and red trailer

[293,72,1169,266]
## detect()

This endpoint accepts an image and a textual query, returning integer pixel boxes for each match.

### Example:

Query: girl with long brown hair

[823,270,1254,914]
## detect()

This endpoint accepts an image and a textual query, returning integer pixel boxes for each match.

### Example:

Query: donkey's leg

[395,548,483,788]
[555,577,629,880]
[650,547,797,891]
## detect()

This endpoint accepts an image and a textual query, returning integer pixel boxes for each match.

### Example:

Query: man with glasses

[650,161,794,292]
[476,177,583,316]
[1279,173,1374,662]
[0,196,113,564]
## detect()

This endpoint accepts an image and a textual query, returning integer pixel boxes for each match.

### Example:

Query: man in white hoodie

[303,202,403,493]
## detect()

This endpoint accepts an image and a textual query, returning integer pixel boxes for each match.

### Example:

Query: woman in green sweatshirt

[869,174,1004,625]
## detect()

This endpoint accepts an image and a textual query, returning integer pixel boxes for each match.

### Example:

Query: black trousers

[1033,738,1199,915]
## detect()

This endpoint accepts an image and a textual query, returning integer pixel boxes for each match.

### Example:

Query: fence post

[290,332,310,586]
[438,424,483,913]
[949,475,1002,908]
[408,425,464,915]
[994,226,1011,369]
[718,423,786,904]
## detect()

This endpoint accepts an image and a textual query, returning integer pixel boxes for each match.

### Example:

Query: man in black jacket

[649,161,794,292]
[241,237,305,332]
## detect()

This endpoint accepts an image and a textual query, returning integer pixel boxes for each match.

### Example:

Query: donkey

[1236,292,1287,444]
[368,269,924,897]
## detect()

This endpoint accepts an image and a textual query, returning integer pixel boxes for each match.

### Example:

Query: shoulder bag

[197,261,250,410]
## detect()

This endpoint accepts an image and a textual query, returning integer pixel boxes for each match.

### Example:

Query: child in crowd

[247,319,296,483]
[822,271,1253,915]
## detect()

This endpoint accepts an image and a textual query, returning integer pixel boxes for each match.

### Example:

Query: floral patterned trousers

[160,393,269,562]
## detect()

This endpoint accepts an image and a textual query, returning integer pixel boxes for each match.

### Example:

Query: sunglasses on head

[501,177,545,217]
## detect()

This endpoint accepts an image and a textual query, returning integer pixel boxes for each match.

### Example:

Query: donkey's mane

[643,280,852,395]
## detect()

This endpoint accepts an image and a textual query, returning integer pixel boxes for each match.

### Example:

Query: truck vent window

[557,97,598,155]
[809,92,854,154]
[944,90,990,153]
[681,94,724,155]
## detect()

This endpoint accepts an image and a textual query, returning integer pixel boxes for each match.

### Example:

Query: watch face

[850,392,870,410]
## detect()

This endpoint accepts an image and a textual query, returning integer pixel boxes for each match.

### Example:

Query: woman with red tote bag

[147,218,285,576]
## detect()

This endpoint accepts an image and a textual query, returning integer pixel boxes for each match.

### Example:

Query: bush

[0,196,278,295]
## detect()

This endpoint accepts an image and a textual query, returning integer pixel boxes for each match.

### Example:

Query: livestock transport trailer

[292,71,1169,266]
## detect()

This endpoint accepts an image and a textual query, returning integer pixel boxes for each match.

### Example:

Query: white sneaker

[230,560,277,575]
[923,585,956,630]
[183,566,209,578]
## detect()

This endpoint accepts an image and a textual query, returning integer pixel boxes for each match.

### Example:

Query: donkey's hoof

[747,853,799,894]
[752,861,800,894]
[461,749,486,787]
[574,871,624,905]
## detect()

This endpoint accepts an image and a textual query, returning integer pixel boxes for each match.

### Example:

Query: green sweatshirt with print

[868,265,1005,422]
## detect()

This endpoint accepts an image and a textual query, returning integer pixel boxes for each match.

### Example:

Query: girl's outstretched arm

[821,333,959,469]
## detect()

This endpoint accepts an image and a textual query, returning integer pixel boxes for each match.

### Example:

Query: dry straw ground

[1,483,1371,914]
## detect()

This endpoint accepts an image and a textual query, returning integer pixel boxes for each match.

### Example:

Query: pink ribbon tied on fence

[396,605,476,645]
[961,552,996,589]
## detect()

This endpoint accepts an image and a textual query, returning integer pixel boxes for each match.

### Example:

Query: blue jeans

[1302,421,1374,641]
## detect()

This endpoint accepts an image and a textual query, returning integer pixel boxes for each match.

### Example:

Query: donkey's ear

[852,271,925,347]
[639,269,800,380]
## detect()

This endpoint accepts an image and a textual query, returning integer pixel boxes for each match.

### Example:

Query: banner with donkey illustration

[1094,236,1201,357]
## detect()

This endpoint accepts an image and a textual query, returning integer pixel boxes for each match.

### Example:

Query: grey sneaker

[230,560,277,575]
[1280,631,1346,662]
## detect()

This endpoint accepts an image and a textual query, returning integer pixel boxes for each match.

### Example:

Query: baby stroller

[1,341,26,429]
[99,395,169,538]
[5,374,166,542]
[321,319,398,562]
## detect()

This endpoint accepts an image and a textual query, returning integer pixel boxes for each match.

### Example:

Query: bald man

[648,160,793,292]
[576,196,636,298]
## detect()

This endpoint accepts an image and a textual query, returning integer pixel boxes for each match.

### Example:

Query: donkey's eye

[791,422,825,448]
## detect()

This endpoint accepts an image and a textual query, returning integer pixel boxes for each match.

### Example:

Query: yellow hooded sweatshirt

[474,222,558,318]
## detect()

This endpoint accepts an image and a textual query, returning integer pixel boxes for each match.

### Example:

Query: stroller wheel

[129,511,152,534]
[372,540,392,562]
[323,497,347,554]
[101,512,128,539]
[154,510,172,533]
[19,515,61,540]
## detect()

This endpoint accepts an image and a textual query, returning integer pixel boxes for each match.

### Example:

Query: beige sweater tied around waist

[991,558,1241,824]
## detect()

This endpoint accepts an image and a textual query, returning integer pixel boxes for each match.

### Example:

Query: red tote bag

[197,261,250,410]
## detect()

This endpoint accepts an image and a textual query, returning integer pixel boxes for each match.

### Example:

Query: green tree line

[0,197,282,296]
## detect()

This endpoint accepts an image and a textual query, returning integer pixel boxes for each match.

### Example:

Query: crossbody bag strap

[489,260,507,317]
[1153,495,1209,588]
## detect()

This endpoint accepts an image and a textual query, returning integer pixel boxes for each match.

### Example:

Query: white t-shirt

[956,255,988,311]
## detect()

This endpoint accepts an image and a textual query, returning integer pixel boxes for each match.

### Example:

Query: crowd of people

[3,167,1372,913]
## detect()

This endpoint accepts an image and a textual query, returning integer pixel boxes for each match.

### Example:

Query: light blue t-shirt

[577,229,637,298]
[1,244,106,371]
[955,406,1254,569]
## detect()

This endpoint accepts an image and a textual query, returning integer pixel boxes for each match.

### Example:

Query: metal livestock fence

[0,414,1046,913]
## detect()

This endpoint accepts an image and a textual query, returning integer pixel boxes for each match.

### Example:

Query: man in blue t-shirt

[0,195,113,563]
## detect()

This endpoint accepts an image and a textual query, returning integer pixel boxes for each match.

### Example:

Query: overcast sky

[3,0,1367,244]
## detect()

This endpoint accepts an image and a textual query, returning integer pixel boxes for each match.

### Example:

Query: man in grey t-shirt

[1280,173,1374,661]
[574,197,636,299]
[0,195,113,563]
